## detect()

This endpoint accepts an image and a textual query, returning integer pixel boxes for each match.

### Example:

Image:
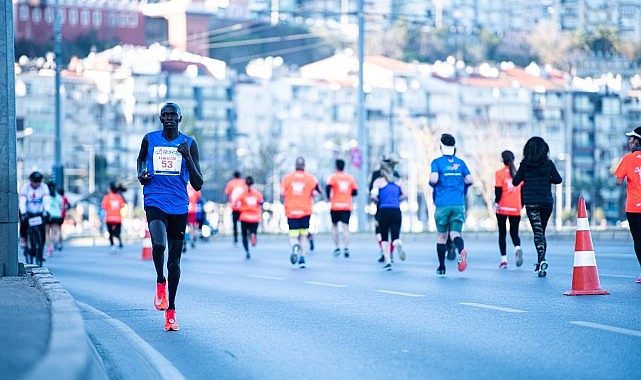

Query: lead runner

[137,102,204,331]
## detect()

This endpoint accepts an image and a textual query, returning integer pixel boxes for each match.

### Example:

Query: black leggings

[496,214,521,256]
[626,212,641,266]
[241,221,258,252]
[106,222,122,246]
[232,210,241,242]
[525,204,553,263]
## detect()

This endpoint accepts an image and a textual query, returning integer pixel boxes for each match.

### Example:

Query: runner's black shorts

[145,206,188,240]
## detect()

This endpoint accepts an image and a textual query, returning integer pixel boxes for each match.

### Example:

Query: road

[43,231,640,380]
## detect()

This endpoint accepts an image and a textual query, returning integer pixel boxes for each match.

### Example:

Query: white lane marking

[600,274,638,279]
[571,321,641,338]
[191,269,223,275]
[460,302,527,313]
[248,274,284,281]
[305,281,348,288]
[376,290,425,297]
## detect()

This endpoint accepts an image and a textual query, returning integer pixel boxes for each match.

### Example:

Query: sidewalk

[0,263,107,380]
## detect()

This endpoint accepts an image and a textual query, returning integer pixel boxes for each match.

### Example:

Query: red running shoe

[164,309,179,331]
[457,249,468,272]
[250,233,257,247]
[154,281,168,311]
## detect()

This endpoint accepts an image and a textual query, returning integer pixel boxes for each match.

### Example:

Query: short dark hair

[441,133,455,147]
[233,171,241,178]
[335,159,345,171]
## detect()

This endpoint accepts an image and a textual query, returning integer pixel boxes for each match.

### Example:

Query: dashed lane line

[571,321,641,338]
[376,290,425,297]
[305,281,349,288]
[248,275,285,281]
[460,302,527,314]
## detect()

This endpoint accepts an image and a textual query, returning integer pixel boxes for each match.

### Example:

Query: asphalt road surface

[43,231,640,380]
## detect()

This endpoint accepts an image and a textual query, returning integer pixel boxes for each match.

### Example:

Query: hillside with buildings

[13,0,641,230]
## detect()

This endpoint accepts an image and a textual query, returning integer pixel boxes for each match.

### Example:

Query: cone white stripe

[573,250,597,267]
[576,218,590,231]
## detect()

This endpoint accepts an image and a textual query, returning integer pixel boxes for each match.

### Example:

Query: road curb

[22,265,108,380]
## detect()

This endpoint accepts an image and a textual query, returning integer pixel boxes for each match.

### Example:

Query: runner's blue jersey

[430,155,470,207]
[143,130,193,214]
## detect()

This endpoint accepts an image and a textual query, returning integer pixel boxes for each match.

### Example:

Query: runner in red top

[615,126,641,283]
[280,157,321,268]
[101,182,126,252]
[493,150,523,269]
[326,159,358,258]
[237,176,264,259]
[225,171,247,246]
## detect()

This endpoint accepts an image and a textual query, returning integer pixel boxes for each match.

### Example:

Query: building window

[108,12,116,27]
[128,13,138,27]
[118,13,127,27]
[69,9,78,25]
[19,5,29,22]
[32,7,41,23]
[81,9,90,26]
[44,7,54,23]
[93,11,102,27]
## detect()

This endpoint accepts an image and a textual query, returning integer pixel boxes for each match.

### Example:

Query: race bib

[28,216,43,226]
[153,146,183,175]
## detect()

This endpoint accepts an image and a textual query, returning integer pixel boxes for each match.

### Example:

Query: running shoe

[47,247,53,256]
[457,249,468,272]
[309,238,315,251]
[377,252,385,262]
[383,263,392,271]
[515,246,523,267]
[333,248,341,257]
[245,251,251,260]
[343,248,350,258]
[499,261,508,269]
[436,266,446,277]
[446,245,456,261]
[636,276,641,284]
[164,309,179,331]
[250,233,257,247]
[154,281,168,311]
[290,244,300,265]
[298,255,306,269]
[537,260,548,277]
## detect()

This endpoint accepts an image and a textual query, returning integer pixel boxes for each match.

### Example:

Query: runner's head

[440,134,456,156]
[335,159,345,171]
[295,157,305,170]
[246,176,254,188]
[29,171,43,187]
[159,102,182,131]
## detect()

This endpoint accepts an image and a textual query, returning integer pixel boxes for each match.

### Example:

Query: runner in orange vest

[326,159,358,258]
[101,182,126,252]
[237,176,264,259]
[280,157,321,268]
[494,150,523,269]
[224,171,247,246]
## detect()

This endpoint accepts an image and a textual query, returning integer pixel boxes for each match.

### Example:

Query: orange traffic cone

[564,195,609,296]
[141,228,152,260]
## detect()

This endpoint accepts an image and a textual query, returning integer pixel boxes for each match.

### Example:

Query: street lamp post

[356,0,368,232]
[53,0,64,186]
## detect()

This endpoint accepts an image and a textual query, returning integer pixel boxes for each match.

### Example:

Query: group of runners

[135,101,641,333]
